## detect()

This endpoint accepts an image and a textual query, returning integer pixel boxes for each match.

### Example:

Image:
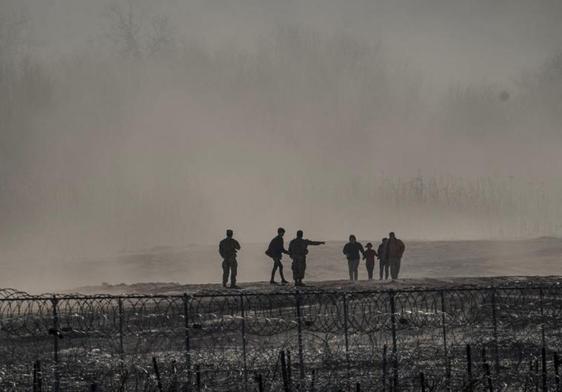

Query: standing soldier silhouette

[288,230,325,286]
[219,229,241,289]
[266,227,289,284]
[377,237,389,280]
[385,232,405,280]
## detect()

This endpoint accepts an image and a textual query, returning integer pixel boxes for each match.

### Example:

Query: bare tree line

[1,0,562,248]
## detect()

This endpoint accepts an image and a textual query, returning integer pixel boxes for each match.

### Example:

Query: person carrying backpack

[266,227,289,284]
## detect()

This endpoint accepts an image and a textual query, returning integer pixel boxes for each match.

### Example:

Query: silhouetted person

[219,229,241,288]
[288,230,325,286]
[363,242,377,280]
[385,232,405,280]
[377,238,389,280]
[266,227,289,284]
[343,235,365,281]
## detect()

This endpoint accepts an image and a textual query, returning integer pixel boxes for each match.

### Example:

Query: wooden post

[240,294,248,392]
[196,364,201,392]
[420,372,426,392]
[542,346,548,392]
[118,297,124,359]
[382,344,388,392]
[33,360,42,392]
[152,357,163,392]
[295,291,306,390]
[482,346,493,392]
[484,363,493,392]
[280,350,290,392]
[554,352,560,392]
[51,296,60,392]
[540,289,548,392]
[389,291,399,392]
[287,349,293,390]
[256,373,264,392]
[183,293,192,392]
[466,344,473,392]
[343,293,351,391]
[490,288,500,375]
[440,291,450,389]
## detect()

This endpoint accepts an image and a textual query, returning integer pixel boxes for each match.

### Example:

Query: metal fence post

[295,290,306,390]
[118,297,125,358]
[554,352,560,392]
[539,288,546,348]
[342,293,351,391]
[389,290,399,392]
[280,350,290,392]
[420,372,426,392]
[33,360,42,392]
[440,291,451,389]
[183,293,192,392]
[539,289,547,392]
[51,296,60,392]
[382,345,388,391]
[240,293,248,392]
[490,287,500,375]
[466,344,473,392]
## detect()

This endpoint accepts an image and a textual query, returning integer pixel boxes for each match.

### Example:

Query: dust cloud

[1,0,562,288]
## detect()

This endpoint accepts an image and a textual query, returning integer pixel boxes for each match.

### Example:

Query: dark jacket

[288,238,323,258]
[219,238,241,259]
[364,249,377,263]
[377,242,387,262]
[266,235,288,258]
[385,238,405,258]
[343,242,365,260]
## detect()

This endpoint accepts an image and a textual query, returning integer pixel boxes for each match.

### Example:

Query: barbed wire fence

[0,285,560,391]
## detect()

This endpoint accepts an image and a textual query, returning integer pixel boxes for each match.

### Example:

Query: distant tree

[147,15,175,57]
[106,0,142,58]
[105,0,177,60]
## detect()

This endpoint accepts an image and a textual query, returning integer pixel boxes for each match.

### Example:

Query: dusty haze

[1,0,562,287]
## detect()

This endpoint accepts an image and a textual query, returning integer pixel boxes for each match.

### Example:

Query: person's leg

[353,259,359,281]
[347,259,353,280]
[367,261,374,280]
[300,257,307,284]
[230,259,238,287]
[278,261,288,283]
[384,262,389,280]
[222,260,229,287]
[271,257,280,282]
[379,261,384,280]
[396,258,401,279]
[291,259,298,284]
[390,258,398,280]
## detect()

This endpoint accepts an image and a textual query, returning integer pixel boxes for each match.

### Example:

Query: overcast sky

[1,0,562,264]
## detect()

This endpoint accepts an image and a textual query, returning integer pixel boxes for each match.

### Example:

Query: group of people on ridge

[218,228,404,288]
[342,233,405,281]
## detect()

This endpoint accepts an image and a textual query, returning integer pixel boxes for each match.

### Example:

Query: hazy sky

[2,0,562,264]
[21,0,562,88]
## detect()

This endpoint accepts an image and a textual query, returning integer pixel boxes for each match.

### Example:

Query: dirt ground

[70,275,561,296]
